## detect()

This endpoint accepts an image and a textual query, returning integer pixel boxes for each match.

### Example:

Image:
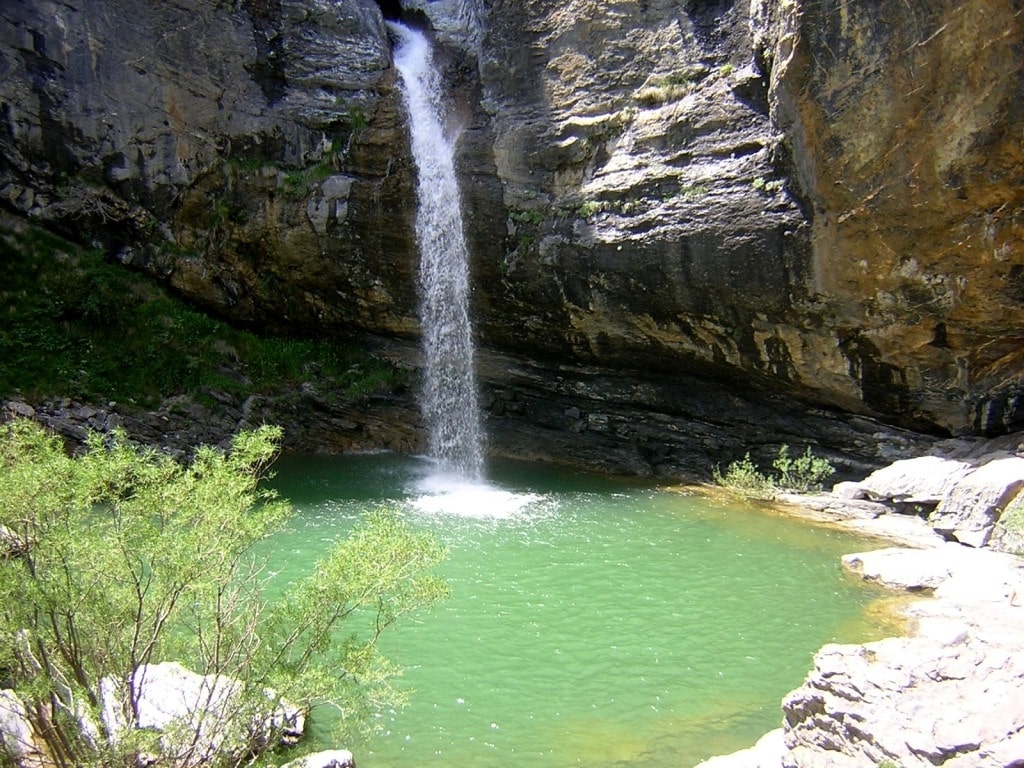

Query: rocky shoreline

[696,447,1024,768]
[5,397,1024,766]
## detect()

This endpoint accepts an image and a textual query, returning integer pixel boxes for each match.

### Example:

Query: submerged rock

[695,729,785,768]
[280,750,357,768]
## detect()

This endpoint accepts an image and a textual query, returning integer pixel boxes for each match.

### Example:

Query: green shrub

[713,445,835,500]
[508,209,545,226]
[0,420,448,766]
[772,445,836,492]
[996,492,1024,553]
[712,452,777,500]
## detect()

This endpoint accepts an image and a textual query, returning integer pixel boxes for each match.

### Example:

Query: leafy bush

[0,420,447,767]
[713,445,835,500]
[996,491,1024,553]
[711,452,777,500]
[772,445,836,492]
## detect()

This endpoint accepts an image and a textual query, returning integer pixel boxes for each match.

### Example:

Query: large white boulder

[280,749,357,768]
[0,689,44,767]
[844,452,1024,549]
[929,455,1024,547]
[101,662,304,766]
[857,455,973,505]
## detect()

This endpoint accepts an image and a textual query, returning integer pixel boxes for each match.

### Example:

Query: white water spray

[390,22,485,481]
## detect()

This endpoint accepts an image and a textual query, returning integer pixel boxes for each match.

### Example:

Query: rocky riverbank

[696,443,1024,768]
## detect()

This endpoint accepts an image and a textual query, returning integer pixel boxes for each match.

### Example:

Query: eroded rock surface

[699,542,1024,768]
[782,546,1024,768]
[839,450,1024,549]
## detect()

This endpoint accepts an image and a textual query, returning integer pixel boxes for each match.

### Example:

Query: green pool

[265,453,886,768]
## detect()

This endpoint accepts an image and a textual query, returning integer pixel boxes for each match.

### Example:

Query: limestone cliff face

[765,0,1024,435]
[0,0,420,337]
[465,0,1024,437]
[2,0,1022,473]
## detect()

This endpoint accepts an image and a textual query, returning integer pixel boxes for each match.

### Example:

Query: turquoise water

[265,454,884,768]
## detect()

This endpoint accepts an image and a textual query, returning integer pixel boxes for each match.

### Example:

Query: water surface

[266,454,886,768]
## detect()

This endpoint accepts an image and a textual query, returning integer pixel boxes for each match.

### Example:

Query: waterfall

[389,22,485,481]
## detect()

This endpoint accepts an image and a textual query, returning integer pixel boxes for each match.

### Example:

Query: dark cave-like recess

[377,0,403,20]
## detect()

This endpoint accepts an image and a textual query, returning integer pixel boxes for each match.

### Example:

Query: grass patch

[0,224,403,407]
[634,68,706,106]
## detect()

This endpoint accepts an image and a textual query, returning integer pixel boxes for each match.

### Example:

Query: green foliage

[1000,494,1024,533]
[634,69,703,105]
[772,445,836,493]
[282,163,334,199]
[0,224,402,406]
[996,491,1024,554]
[713,445,835,500]
[752,176,784,194]
[346,106,369,133]
[718,63,736,77]
[0,420,447,766]
[675,183,710,201]
[508,209,545,226]
[712,453,777,500]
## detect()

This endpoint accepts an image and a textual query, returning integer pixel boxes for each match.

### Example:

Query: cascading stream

[389,22,485,481]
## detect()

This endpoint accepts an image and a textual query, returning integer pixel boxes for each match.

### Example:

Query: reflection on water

[264,454,889,768]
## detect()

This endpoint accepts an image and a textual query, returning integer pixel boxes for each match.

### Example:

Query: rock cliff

[1,0,1022,474]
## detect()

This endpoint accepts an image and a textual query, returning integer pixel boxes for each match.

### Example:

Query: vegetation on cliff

[0,222,404,410]
[0,420,448,767]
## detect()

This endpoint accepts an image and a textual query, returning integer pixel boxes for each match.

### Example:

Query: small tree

[0,420,447,767]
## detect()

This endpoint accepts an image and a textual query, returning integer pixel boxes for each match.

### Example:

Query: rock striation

[0,0,420,337]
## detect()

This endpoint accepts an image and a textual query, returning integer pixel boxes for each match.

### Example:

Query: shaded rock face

[472,0,811,381]
[2,0,1023,469]
[0,0,421,337]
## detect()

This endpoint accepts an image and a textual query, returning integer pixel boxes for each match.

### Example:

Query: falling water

[390,22,485,481]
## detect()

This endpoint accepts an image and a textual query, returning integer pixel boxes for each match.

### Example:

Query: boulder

[280,749,357,768]
[0,689,45,767]
[100,662,304,765]
[856,455,973,507]
[2,401,35,419]
[842,544,965,592]
[929,455,1024,547]
[0,525,31,559]
[830,452,1024,549]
